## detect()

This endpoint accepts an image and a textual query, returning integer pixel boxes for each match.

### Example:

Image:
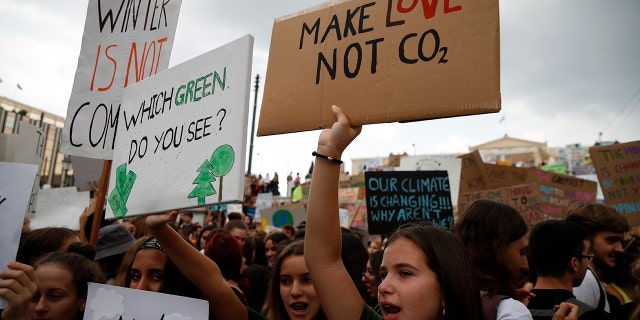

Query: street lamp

[61,155,71,187]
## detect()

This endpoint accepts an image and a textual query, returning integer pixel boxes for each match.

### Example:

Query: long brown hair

[453,199,528,297]
[263,239,327,320]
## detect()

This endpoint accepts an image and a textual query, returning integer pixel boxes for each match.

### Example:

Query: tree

[188,160,216,205]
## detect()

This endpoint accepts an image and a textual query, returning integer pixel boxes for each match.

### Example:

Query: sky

[1,0,639,194]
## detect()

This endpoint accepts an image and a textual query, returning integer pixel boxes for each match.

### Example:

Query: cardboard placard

[260,203,306,228]
[484,163,536,189]
[365,171,453,235]
[457,150,489,195]
[105,36,253,219]
[589,141,640,226]
[0,162,39,309]
[61,0,182,159]
[258,0,500,136]
[340,200,368,230]
[338,187,361,202]
[459,184,547,225]
[459,177,597,225]
[84,283,208,320]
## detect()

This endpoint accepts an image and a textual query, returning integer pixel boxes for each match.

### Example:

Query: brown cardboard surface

[458,150,490,196]
[484,163,536,189]
[459,179,597,225]
[459,162,597,224]
[589,141,640,226]
[258,0,500,136]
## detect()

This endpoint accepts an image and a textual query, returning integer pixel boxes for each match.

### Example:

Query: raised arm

[304,105,364,320]
[146,211,248,320]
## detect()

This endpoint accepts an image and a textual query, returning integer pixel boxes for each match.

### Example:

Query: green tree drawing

[188,159,216,205]
[210,144,235,202]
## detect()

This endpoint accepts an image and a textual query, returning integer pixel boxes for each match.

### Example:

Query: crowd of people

[1,105,639,320]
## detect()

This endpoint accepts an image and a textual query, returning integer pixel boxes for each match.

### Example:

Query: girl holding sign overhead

[303,105,580,320]
[303,105,484,320]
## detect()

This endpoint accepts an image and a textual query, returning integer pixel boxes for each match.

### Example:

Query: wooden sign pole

[89,160,112,247]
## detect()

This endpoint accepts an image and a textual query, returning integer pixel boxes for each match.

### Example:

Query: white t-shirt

[573,267,610,313]
[497,298,533,320]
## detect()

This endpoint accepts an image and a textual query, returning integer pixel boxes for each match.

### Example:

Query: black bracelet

[312,151,343,164]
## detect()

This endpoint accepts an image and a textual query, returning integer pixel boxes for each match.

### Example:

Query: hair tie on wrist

[312,151,343,164]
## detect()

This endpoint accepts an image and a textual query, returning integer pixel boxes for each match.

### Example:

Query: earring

[442,307,445,316]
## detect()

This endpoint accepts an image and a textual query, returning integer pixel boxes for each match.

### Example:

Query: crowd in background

[1,107,640,320]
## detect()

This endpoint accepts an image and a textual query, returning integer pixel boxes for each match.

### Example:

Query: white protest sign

[255,192,274,220]
[0,123,46,217]
[61,0,182,159]
[105,35,254,219]
[0,162,39,309]
[84,283,208,320]
[399,156,462,206]
[30,187,90,230]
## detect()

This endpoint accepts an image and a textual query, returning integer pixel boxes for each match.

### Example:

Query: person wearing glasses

[527,220,611,319]
[566,202,629,315]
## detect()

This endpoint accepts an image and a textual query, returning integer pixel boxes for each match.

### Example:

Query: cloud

[89,287,125,320]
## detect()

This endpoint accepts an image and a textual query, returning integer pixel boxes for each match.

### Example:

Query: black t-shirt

[528,289,611,320]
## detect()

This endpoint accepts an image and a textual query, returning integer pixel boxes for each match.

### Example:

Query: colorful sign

[590,141,640,226]
[105,36,253,219]
[365,171,453,235]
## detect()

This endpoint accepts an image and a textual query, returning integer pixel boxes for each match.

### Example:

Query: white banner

[61,0,182,159]
[106,35,253,219]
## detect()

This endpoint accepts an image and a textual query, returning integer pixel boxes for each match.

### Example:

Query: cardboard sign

[590,141,640,226]
[340,200,368,230]
[457,150,489,196]
[105,36,253,219]
[459,184,547,225]
[61,0,182,159]
[459,174,597,225]
[365,171,453,235]
[30,187,90,230]
[338,187,361,202]
[84,283,208,320]
[398,155,461,207]
[260,203,306,228]
[258,0,500,136]
[484,163,536,189]
[0,162,39,309]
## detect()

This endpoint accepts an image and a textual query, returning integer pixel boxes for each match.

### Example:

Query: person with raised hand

[139,210,251,320]
[304,105,485,320]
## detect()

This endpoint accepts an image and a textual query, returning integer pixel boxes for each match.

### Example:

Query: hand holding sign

[0,262,37,319]
[316,105,362,159]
